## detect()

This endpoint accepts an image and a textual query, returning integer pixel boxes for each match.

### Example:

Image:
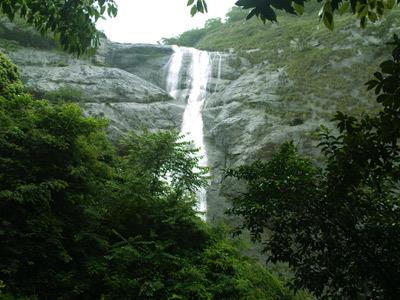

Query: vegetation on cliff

[0,51,24,98]
[0,51,310,300]
[189,0,399,31]
[226,25,400,300]
[167,4,400,299]
[165,7,400,120]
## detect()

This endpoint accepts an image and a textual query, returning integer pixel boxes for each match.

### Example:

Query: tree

[227,36,400,299]
[0,52,306,300]
[0,52,24,98]
[0,92,113,298]
[0,95,302,299]
[0,0,118,55]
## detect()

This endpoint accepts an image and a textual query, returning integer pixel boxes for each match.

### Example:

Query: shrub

[44,85,88,103]
[0,51,24,98]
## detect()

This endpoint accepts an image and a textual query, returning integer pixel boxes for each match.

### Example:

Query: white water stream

[214,53,223,93]
[166,46,218,219]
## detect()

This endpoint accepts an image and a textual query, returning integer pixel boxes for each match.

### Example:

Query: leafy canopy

[0,52,24,98]
[227,36,400,299]
[0,53,306,300]
[0,0,118,55]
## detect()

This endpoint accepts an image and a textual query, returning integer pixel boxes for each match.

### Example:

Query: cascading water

[166,46,215,220]
[166,46,184,99]
[214,53,223,93]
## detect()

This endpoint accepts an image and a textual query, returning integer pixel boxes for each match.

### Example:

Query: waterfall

[166,45,184,99]
[214,53,223,93]
[166,46,215,220]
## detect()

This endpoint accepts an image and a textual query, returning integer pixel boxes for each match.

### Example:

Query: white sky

[97,0,237,44]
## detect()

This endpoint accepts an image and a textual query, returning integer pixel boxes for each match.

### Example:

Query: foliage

[0,51,24,98]
[43,86,88,104]
[116,131,209,194]
[0,62,305,299]
[162,28,207,47]
[162,18,222,47]
[0,94,112,298]
[0,15,56,51]
[227,36,400,299]
[187,0,208,17]
[226,6,249,23]
[0,0,117,55]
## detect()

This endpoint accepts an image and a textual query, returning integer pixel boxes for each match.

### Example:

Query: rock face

[21,64,171,104]
[1,18,392,224]
[0,22,184,135]
[101,41,173,89]
[203,63,322,222]
[84,102,183,135]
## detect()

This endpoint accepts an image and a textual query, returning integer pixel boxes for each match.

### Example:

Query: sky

[97,0,237,44]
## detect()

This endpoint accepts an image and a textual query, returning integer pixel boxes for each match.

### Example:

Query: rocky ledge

[0,19,184,134]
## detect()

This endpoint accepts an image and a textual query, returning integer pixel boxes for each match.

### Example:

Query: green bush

[162,28,207,47]
[0,51,24,98]
[226,7,248,23]
[162,18,223,47]
[0,55,310,299]
[44,85,88,103]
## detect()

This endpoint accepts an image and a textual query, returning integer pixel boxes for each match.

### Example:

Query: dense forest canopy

[0,52,312,299]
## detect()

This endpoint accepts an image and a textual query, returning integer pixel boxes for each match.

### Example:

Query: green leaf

[202,0,208,12]
[246,8,257,20]
[356,4,369,17]
[386,0,396,9]
[360,16,367,27]
[380,60,396,74]
[339,1,350,15]
[293,3,304,15]
[197,0,204,13]
[368,11,378,22]
[190,5,197,16]
[323,11,334,30]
